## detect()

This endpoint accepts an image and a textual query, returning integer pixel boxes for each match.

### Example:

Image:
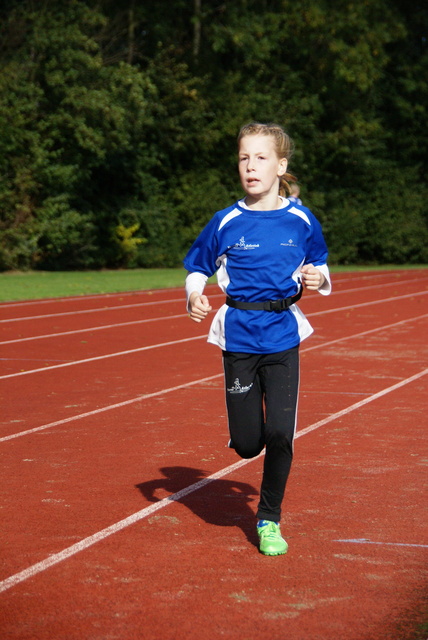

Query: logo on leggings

[227,378,253,394]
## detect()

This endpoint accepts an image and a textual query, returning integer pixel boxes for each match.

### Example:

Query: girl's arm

[185,272,212,323]
[301,263,331,294]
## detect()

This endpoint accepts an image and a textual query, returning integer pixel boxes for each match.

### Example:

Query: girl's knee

[233,439,264,459]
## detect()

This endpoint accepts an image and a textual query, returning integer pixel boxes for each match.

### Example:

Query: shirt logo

[281,238,298,247]
[234,236,260,250]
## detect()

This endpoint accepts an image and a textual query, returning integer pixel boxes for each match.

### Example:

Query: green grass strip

[0,265,426,302]
[0,269,188,302]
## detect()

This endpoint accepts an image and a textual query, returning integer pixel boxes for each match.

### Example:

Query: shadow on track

[135,466,259,548]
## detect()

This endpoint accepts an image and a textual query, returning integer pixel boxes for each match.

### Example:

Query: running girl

[183,122,331,555]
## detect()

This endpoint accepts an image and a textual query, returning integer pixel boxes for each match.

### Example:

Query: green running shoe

[257,520,288,556]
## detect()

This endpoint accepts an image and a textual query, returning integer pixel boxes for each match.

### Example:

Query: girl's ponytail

[279,172,297,198]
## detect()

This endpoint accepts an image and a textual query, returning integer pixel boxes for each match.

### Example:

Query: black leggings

[222,346,299,522]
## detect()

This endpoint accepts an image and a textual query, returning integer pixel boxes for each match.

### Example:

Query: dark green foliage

[0,0,426,270]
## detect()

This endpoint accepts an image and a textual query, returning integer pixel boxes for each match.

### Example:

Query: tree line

[0,0,427,271]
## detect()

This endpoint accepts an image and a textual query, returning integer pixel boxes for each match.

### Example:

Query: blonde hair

[237,122,297,197]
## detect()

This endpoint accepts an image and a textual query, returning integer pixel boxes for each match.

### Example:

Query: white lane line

[0,335,207,380]
[302,313,428,353]
[0,367,425,595]
[0,287,188,308]
[308,289,428,317]
[327,275,428,295]
[0,300,180,322]
[2,313,427,434]
[0,294,224,324]
[331,271,427,285]
[295,368,427,440]
[0,373,223,443]
[1,276,427,325]
[0,457,242,595]
[3,280,428,346]
[335,539,428,548]
[2,300,427,380]
[0,313,189,345]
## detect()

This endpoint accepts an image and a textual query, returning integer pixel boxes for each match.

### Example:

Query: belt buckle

[270,299,283,312]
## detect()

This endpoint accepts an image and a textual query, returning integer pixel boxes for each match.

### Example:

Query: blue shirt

[184,198,329,354]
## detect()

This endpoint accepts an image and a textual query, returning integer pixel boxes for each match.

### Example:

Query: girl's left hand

[301,264,325,291]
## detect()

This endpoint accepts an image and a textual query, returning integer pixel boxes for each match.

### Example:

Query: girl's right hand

[188,293,212,323]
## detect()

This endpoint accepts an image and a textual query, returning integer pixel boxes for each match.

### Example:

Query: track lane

[1,305,426,440]
[1,300,426,437]
[1,310,425,446]
[1,284,426,377]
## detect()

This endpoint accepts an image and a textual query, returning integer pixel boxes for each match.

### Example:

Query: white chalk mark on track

[335,539,428,548]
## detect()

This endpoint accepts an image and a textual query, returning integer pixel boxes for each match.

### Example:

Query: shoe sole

[259,547,288,556]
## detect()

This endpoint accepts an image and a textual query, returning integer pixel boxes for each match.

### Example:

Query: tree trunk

[193,0,201,61]
[127,0,135,64]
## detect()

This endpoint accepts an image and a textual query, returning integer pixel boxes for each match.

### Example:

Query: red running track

[0,269,427,639]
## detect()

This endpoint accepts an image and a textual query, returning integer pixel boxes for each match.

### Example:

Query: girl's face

[238,134,287,204]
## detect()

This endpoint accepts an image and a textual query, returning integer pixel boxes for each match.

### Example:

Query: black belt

[225,288,302,312]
